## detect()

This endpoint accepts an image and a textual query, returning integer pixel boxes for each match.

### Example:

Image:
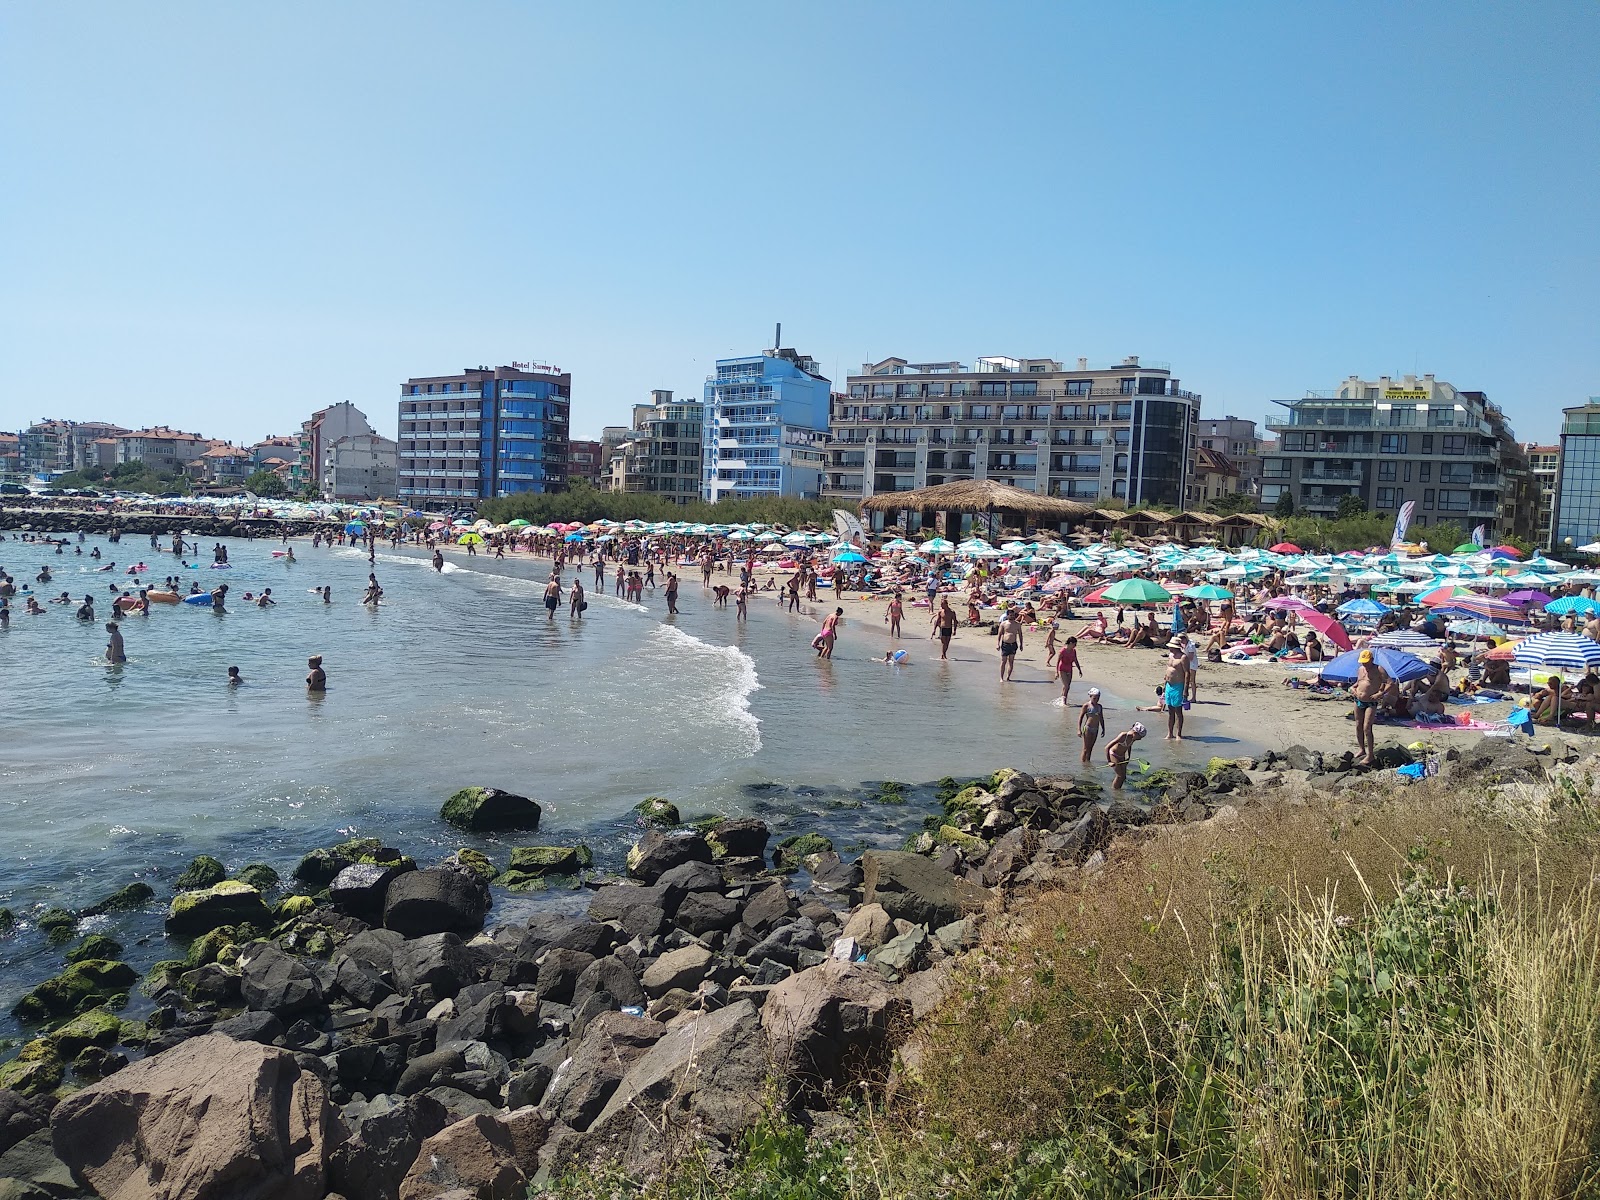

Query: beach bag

[580,601,588,612]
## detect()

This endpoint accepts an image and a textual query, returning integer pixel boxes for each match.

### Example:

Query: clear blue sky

[2,2,1595,447]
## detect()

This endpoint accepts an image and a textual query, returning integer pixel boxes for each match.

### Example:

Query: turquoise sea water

[0,534,1243,1029]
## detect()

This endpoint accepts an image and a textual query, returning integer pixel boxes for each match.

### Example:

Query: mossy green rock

[141,960,186,997]
[495,845,592,890]
[334,837,383,861]
[79,881,156,917]
[0,1040,63,1097]
[233,863,280,891]
[0,907,14,934]
[774,833,835,871]
[293,848,349,887]
[441,786,541,832]
[445,848,497,882]
[633,797,681,827]
[175,855,227,891]
[184,927,235,968]
[935,825,988,856]
[65,934,124,964]
[37,908,77,945]
[165,881,271,936]
[873,781,910,805]
[273,894,317,921]
[11,960,137,1022]
[48,1007,121,1055]
[943,786,992,818]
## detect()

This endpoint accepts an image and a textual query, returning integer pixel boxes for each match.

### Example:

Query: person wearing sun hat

[1105,721,1147,791]
[1351,648,1388,766]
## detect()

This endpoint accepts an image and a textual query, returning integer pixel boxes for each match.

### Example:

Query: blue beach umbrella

[833,550,867,564]
[1336,598,1390,618]
[1510,632,1600,671]
[1545,596,1600,617]
[1320,647,1434,686]
[564,531,586,543]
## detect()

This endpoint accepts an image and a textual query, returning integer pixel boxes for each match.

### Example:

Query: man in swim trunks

[935,598,958,660]
[1160,644,1187,740]
[1105,722,1146,790]
[664,572,679,615]
[1351,648,1388,765]
[996,606,1024,682]
[105,621,125,664]
[570,578,586,618]
[544,577,561,620]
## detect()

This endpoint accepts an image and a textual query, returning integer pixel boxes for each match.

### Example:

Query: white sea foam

[650,624,762,753]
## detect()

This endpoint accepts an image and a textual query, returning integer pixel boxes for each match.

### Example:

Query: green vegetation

[540,766,1600,1199]
[48,458,191,496]
[244,469,287,496]
[1202,490,1260,516]
[478,482,839,528]
[1272,509,1467,554]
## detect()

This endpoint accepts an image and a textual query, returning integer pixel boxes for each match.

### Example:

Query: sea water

[0,535,1246,1025]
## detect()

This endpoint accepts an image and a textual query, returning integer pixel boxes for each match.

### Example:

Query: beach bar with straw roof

[860,478,1094,540]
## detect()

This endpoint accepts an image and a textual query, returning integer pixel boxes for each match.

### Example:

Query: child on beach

[1054,636,1080,701]
[1078,686,1105,763]
[887,593,903,638]
[1105,722,1146,790]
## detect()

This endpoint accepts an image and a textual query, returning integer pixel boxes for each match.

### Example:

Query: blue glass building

[397,364,570,507]
[1554,401,1600,550]
[702,348,831,502]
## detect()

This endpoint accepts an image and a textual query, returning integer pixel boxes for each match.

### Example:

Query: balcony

[1302,469,1363,482]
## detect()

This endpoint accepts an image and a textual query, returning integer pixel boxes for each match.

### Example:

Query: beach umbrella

[921,537,956,554]
[1510,632,1600,671]
[1371,629,1441,650]
[1300,610,1354,652]
[880,538,915,551]
[563,531,586,543]
[1490,545,1524,559]
[1448,619,1507,639]
[1263,595,1317,611]
[1320,647,1433,686]
[1452,542,1480,554]
[1269,542,1303,554]
[1336,598,1390,617]
[1545,596,1600,616]
[1183,583,1234,600]
[1504,589,1554,609]
[345,521,365,534]
[1435,595,1523,622]
[1419,584,1474,606]
[451,519,471,528]
[1101,578,1172,604]
[427,521,448,531]
[833,550,867,564]
[457,532,484,545]
[506,518,531,528]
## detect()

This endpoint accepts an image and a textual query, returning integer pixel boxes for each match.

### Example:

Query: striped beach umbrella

[1510,632,1600,671]
[1545,596,1600,616]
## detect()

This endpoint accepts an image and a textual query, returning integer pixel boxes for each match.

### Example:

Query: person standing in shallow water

[570,578,586,619]
[306,655,326,692]
[543,577,561,620]
[664,572,679,615]
[104,621,125,664]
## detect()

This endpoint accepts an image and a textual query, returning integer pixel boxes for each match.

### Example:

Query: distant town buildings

[115,427,212,473]
[567,439,605,489]
[321,433,398,501]
[1264,374,1534,540]
[825,354,1200,515]
[608,390,705,505]
[1191,446,1243,506]
[1193,415,1262,502]
[1553,401,1600,551]
[397,364,571,507]
[1526,442,1561,548]
[703,348,831,503]
[298,403,376,495]
[0,432,20,479]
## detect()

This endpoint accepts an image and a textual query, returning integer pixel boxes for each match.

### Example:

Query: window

[1058,404,1082,420]
[1442,435,1467,455]
[926,383,946,397]
[1012,381,1037,397]
[1380,433,1408,454]
[896,384,921,398]
[1376,487,1396,508]
[1403,462,1412,482]
[1065,380,1092,396]
[979,382,1008,396]
[949,382,969,396]
[1420,463,1431,481]
[849,384,867,398]
[1437,489,1470,512]
[1440,463,1472,484]
[1424,489,1435,508]
[1378,462,1396,480]
[870,384,892,398]
[1421,435,1434,454]
[1113,402,1132,420]
[1119,379,1136,395]
[1389,405,1416,427]
[967,405,992,420]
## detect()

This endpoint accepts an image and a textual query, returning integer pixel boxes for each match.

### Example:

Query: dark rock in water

[165,881,271,936]
[47,1007,121,1056]
[395,933,475,1000]
[233,863,281,892]
[35,908,77,945]
[807,853,863,894]
[441,847,498,883]
[632,797,681,827]
[493,846,592,891]
[543,1012,664,1132]
[860,851,989,929]
[626,830,712,884]
[11,959,137,1022]
[0,1041,63,1100]
[331,862,415,919]
[294,847,353,888]
[329,1092,450,1200]
[79,881,155,918]
[65,933,124,964]
[239,943,325,1018]
[441,786,542,832]
[763,959,905,1096]
[181,962,242,1006]
[704,818,769,863]
[175,854,227,891]
[675,891,739,937]
[73,1044,129,1081]
[383,869,490,939]
[0,1088,47,1157]
[654,860,723,895]
[773,833,833,872]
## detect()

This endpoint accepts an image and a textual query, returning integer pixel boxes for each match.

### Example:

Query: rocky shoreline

[1,506,317,539]
[0,737,1571,1199]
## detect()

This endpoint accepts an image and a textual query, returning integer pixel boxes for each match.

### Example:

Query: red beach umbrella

[1270,542,1302,553]
[1300,609,1354,652]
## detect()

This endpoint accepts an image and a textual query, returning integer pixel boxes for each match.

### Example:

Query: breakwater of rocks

[1,505,317,539]
[0,738,1573,1199]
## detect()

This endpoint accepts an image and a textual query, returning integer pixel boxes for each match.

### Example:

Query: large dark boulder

[0,1089,46,1156]
[626,830,712,884]
[329,1093,450,1200]
[540,1012,663,1132]
[165,882,272,937]
[395,933,476,1000]
[860,851,990,928]
[239,943,325,1018]
[675,891,739,937]
[440,787,542,833]
[762,959,905,1095]
[704,818,770,863]
[383,869,490,938]
[329,861,415,919]
[588,883,681,923]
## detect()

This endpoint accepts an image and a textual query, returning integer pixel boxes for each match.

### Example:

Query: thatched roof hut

[860,479,1093,521]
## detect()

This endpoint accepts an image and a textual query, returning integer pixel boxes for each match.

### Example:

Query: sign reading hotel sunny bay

[1383,388,1430,399]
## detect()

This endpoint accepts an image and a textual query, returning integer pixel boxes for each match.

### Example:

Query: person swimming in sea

[227,665,243,686]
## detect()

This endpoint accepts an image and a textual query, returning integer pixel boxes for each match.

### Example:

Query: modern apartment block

[1526,443,1561,548]
[1193,415,1262,502]
[702,348,831,503]
[1553,402,1600,551]
[824,355,1199,512]
[0,432,22,480]
[21,420,74,475]
[610,390,704,504]
[1263,374,1532,539]
[320,434,397,501]
[397,364,571,507]
[567,440,605,489]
